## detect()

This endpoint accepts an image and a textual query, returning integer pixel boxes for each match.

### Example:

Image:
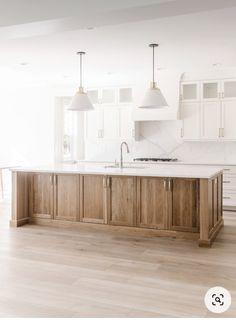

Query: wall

[0,85,55,166]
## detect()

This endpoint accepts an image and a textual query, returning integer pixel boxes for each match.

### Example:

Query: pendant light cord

[152,45,155,84]
[80,53,83,88]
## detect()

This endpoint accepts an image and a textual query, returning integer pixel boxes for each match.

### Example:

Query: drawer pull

[223,197,231,199]
[224,169,231,171]
[223,181,231,184]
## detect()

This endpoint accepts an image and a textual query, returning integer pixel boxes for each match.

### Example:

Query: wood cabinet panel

[29,173,53,219]
[108,176,136,226]
[54,174,80,221]
[171,179,199,232]
[137,177,168,229]
[80,175,105,223]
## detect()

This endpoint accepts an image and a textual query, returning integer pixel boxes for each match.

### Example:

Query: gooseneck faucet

[120,141,130,168]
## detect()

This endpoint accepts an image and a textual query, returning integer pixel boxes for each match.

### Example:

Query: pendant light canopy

[68,51,94,111]
[139,44,168,109]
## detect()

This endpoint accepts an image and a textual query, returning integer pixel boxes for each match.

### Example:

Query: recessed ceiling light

[212,63,222,67]
[19,62,29,66]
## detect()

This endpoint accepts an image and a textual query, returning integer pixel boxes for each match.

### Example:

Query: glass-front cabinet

[180,78,236,141]
[222,80,236,99]
[202,81,219,100]
[181,82,199,101]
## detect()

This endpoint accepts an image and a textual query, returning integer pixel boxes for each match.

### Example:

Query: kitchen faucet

[120,141,130,168]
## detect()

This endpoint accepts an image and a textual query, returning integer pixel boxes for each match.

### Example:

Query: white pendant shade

[139,43,168,109]
[68,89,94,111]
[139,86,168,109]
[68,51,94,111]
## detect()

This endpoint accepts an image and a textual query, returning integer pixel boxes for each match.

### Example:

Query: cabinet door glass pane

[87,90,99,104]
[224,81,236,98]
[203,83,218,99]
[119,88,132,103]
[182,84,197,100]
[101,89,115,104]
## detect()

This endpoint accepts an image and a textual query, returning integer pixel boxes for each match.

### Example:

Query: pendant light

[139,44,168,109]
[68,51,94,111]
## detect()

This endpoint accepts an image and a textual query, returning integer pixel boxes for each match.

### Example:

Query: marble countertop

[12,163,223,179]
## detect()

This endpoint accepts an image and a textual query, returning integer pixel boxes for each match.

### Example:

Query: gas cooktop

[133,158,178,162]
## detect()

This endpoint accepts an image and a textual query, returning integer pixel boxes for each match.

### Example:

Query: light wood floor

[0,199,235,318]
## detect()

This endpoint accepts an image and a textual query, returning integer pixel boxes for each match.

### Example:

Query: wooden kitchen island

[10,164,224,247]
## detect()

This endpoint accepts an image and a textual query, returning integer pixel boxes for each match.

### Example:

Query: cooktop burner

[133,158,178,162]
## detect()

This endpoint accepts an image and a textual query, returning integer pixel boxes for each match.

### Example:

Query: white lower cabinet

[221,166,236,210]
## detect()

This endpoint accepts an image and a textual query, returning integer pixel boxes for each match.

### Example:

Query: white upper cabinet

[181,82,199,101]
[180,78,236,141]
[221,101,236,140]
[202,81,220,101]
[201,101,221,140]
[87,90,99,104]
[101,89,116,104]
[85,87,134,141]
[181,103,201,140]
[119,88,133,103]
[222,80,236,100]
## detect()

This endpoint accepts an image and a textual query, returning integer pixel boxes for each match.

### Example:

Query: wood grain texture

[2,199,236,318]
[80,175,105,224]
[29,173,53,219]
[11,172,223,246]
[137,177,167,229]
[171,178,199,232]
[108,176,136,227]
[10,171,30,227]
[54,174,80,221]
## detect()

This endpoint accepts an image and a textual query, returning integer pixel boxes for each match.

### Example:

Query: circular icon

[204,286,231,313]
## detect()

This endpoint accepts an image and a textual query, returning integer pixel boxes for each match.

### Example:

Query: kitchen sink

[104,165,146,169]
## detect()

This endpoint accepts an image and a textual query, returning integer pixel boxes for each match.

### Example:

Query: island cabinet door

[137,177,169,229]
[170,178,200,232]
[107,176,137,226]
[53,174,80,221]
[79,175,106,224]
[29,173,54,219]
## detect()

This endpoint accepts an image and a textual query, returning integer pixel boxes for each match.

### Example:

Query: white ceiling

[0,0,236,86]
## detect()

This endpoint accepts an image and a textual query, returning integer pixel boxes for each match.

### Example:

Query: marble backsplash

[85,121,236,164]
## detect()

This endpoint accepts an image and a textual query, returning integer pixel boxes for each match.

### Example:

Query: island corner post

[10,170,224,247]
[199,174,224,246]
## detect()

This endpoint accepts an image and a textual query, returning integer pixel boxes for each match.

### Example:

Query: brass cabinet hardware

[106,177,111,188]
[168,179,172,192]
[164,179,167,191]
[221,128,224,137]
[103,177,107,188]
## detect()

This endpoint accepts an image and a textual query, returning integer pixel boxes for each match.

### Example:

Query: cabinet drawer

[223,174,236,189]
[223,191,236,206]
[223,166,236,175]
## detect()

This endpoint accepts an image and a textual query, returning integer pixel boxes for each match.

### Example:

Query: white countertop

[12,163,223,179]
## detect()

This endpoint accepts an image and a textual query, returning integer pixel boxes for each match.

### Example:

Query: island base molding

[11,171,224,247]
[29,217,200,240]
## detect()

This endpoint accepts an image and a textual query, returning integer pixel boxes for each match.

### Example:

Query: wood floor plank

[0,199,235,317]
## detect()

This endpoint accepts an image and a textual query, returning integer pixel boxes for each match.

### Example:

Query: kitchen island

[11,164,224,247]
